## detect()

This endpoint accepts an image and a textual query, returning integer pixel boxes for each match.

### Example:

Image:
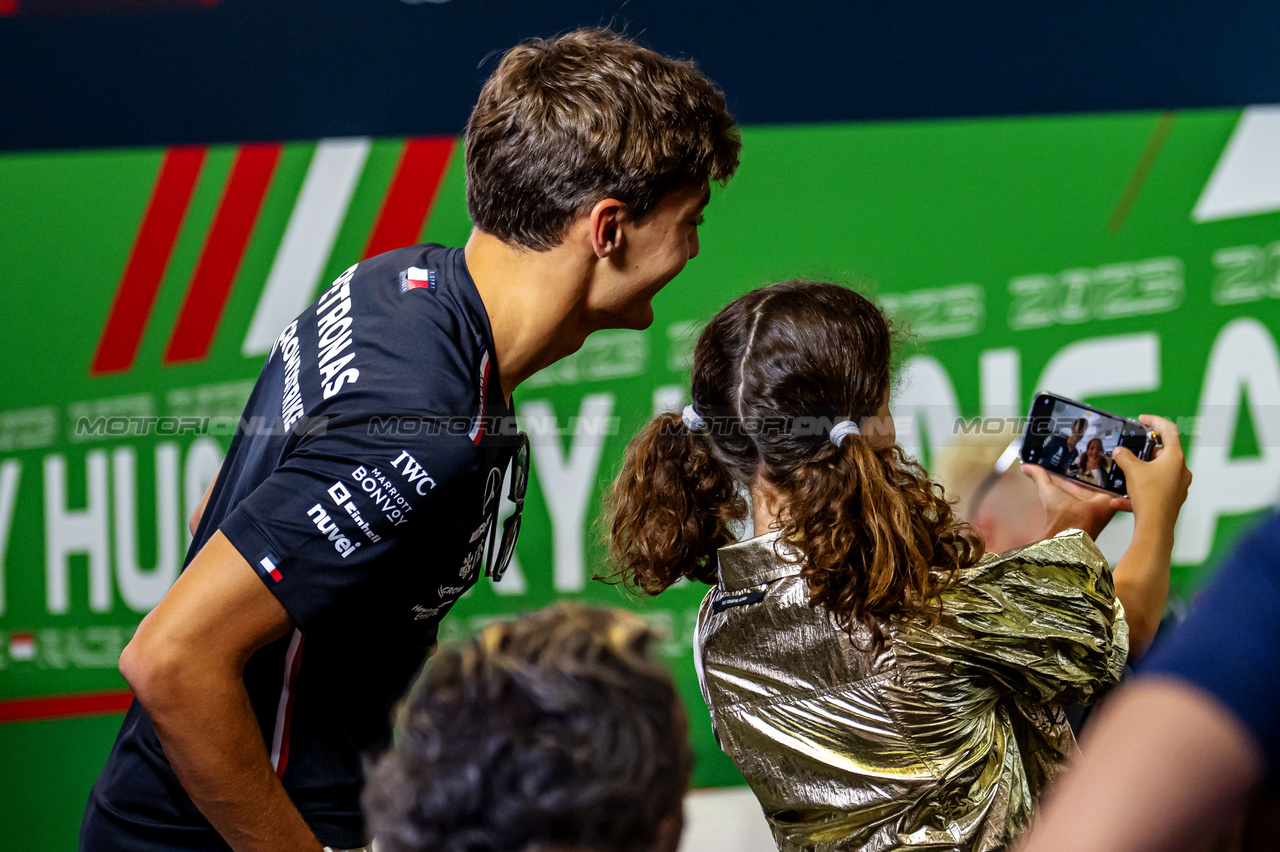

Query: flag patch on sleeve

[399,266,436,293]
[258,555,283,583]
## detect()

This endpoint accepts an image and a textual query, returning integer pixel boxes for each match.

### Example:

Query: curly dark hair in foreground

[606,280,984,640]
[362,603,691,852]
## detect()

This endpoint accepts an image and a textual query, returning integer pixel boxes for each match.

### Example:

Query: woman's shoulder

[897,530,1128,704]
[953,529,1111,590]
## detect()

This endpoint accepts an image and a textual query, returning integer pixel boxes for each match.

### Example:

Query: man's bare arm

[119,530,324,852]
[189,471,218,536]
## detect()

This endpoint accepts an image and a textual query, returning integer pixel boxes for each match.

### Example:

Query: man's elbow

[119,631,191,717]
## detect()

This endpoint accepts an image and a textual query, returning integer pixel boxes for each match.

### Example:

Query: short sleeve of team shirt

[1140,511,1280,776]
[213,244,505,634]
[218,415,479,630]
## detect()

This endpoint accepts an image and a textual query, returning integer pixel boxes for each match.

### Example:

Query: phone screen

[1020,395,1149,496]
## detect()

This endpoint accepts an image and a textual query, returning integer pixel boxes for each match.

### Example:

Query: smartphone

[1019,392,1159,497]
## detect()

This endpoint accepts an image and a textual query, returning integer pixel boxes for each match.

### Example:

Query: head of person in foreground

[362,603,692,852]
[606,278,983,636]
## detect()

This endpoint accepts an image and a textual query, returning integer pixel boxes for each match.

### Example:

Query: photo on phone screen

[1020,393,1153,497]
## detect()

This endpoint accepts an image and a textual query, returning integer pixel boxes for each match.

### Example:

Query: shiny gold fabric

[695,529,1128,852]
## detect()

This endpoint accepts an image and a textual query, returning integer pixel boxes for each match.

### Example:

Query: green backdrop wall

[3,107,1280,847]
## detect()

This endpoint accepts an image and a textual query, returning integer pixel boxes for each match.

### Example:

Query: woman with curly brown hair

[606,280,1190,852]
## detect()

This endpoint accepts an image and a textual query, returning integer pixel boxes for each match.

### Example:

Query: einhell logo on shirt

[399,266,437,294]
[328,480,382,544]
[328,481,352,505]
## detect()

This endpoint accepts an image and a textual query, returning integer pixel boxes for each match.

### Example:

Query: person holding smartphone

[604,280,1191,851]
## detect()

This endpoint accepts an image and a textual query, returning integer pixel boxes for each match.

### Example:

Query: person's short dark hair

[362,603,693,852]
[465,27,741,250]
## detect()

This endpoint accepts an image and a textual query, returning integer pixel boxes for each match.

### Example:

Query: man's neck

[464,229,596,400]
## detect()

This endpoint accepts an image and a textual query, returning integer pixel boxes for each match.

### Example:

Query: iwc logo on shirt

[390,449,436,495]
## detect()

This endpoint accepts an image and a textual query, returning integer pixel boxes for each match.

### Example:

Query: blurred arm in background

[1017,678,1263,852]
[1019,509,1280,852]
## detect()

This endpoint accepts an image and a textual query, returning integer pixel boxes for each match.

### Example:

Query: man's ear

[588,198,627,259]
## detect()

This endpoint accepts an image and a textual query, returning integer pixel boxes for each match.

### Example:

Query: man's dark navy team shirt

[1141,510,1280,777]
[82,245,517,851]
[1038,434,1077,475]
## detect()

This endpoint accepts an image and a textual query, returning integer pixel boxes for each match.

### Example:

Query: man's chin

[608,303,655,331]
[629,306,655,330]
[587,297,657,332]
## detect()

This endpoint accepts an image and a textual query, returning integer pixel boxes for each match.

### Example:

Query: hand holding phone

[1108,414,1192,530]
[1021,463,1122,542]
[1019,393,1158,498]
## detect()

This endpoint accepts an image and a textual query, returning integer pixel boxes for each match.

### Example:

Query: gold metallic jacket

[695,529,1128,852]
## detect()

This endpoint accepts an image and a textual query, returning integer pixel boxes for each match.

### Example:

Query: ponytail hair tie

[829,419,861,447]
[682,404,706,432]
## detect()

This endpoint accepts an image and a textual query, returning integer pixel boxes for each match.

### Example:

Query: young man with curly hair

[81,28,739,852]
[363,603,693,852]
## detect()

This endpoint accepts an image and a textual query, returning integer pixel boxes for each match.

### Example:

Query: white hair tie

[829,419,861,447]
[682,404,706,432]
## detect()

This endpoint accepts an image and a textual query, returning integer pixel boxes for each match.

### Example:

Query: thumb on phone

[1111,445,1137,475]
[1021,463,1062,512]
[1021,461,1052,492]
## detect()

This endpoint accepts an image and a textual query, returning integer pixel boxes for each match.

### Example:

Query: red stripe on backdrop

[0,0,17,16]
[91,146,207,375]
[0,689,133,724]
[164,142,283,365]
[362,137,456,259]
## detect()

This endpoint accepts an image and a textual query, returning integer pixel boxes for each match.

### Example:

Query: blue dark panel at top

[1,0,1278,151]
